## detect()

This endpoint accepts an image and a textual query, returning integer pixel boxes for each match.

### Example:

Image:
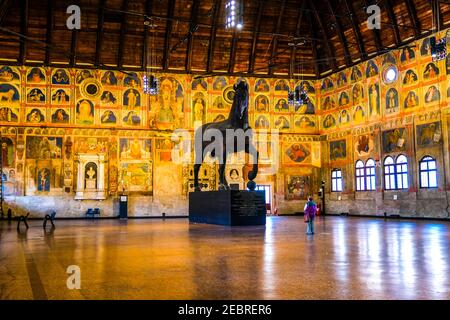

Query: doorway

[255,184,272,215]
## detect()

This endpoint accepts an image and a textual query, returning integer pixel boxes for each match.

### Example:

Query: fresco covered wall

[320,28,450,218]
[0,67,320,217]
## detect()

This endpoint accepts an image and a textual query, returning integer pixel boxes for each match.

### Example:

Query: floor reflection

[0,216,449,299]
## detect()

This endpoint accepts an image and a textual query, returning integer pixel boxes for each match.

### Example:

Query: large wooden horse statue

[194,81,258,191]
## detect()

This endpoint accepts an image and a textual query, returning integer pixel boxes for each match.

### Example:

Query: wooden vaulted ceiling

[0,0,449,79]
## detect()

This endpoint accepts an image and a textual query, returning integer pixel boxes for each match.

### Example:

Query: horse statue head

[229,81,249,128]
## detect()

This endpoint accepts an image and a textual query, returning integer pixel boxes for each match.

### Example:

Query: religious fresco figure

[423,63,439,79]
[213,96,226,109]
[366,61,378,77]
[368,83,380,117]
[100,110,116,124]
[297,81,315,94]
[295,116,315,129]
[193,97,206,123]
[417,122,441,147]
[52,69,70,85]
[400,47,415,63]
[0,66,20,82]
[52,109,69,123]
[386,88,399,110]
[51,89,69,104]
[123,73,141,87]
[37,168,51,192]
[27,68,45,83]
[255,115,270,129]
[321,78,333,92]
[27,88,46,103]
[350,66,362,82]
[1,137,14,167]
[403,69,418,85]
[425,86,440,103]
[275,99,289,111]
[330,140,346,161]
[274,116,290,130]
[339,92,350,106]
[0,84,20,103]
[353,106,365,123]
[213,77,227,90]
[255,95,269,112]
[352,84,364,104]
[285,144,310,163]
[101,71,117,85]
[0,107,18,122]
[336,72,347,87]
[76,70,93,84]
[100,91,117,104]
[322,96,336,110]
[123,89,141,107]
[339,110,350,125]
[404,91,419,108]
[446,54,450,75]
[255,79,269,92]
[420,37,431,56]
[26,108,45,123]
[383,128,407,153]
[192,78,207,91]
[155,77,184,129]
[275,80,290,91]
[123,111,141,126]
[323,115,336,129]
[76,99,94,125]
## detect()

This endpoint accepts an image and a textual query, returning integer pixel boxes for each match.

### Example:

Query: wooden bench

[17,212,30,231]
[43,210,56,229]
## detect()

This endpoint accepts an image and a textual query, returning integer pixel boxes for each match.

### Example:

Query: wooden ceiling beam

[19,0,28,65]
[431,0,443,32]
[185,0,200,72]
[306,13,319,76]
[44,0,54,65]
[404,0,420,37]
[228,30,238,73]
[0,0,13,27]
[344,0,366,60]
[142,0,153,70]
[307,0,337,71]
[268,0,286,75]
[325,0,351,66]
[206,0,221,73]
[363,0,382,52]
[162,0,176,70]
[117,0,128,68]
[289,0,306,77]
[94,0,106,67]
[248,0,265,74]
[385,0,401,45]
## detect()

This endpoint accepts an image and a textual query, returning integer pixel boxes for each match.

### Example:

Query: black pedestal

[119,195,128,219]
[189,190,266,226]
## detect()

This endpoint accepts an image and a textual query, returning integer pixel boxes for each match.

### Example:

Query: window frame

[419,156,438,189]
[355,160,365,191]
[383,154,409,190]
[331,169,343,192]
[355,159,376,191]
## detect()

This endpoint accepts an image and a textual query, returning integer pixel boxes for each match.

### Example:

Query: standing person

[304,196,317,235]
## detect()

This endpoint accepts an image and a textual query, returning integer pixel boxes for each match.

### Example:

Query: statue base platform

[189,190,266,226]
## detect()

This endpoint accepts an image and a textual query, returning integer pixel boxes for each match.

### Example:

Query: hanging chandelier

[143,74,159,95]
[143,17,160,95]
[288,87,309,106]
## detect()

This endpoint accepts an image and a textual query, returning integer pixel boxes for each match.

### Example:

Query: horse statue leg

[218,152,229,190]
[246,142,259,191]
[193,163,202,192]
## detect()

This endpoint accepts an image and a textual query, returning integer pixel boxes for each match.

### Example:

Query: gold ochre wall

[1,28,449,218]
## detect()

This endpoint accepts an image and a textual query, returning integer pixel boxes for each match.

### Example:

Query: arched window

[419,156,438,188]
[365,159,376,190]
[383,154,409,190]
[331,169,343,192]
[396,155,409,189]
[355,160,365,191]
[384,156,395,190]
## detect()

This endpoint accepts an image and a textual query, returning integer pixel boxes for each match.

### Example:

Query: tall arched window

[383,154,409,190]
[384,156,395,190]
[419,156,438,188]
[331,169,343,192]
[365,159,376,190]
[396,155,409,189]
[355,160,365,191]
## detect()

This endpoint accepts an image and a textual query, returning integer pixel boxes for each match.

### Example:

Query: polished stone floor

[0,216,449,300]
